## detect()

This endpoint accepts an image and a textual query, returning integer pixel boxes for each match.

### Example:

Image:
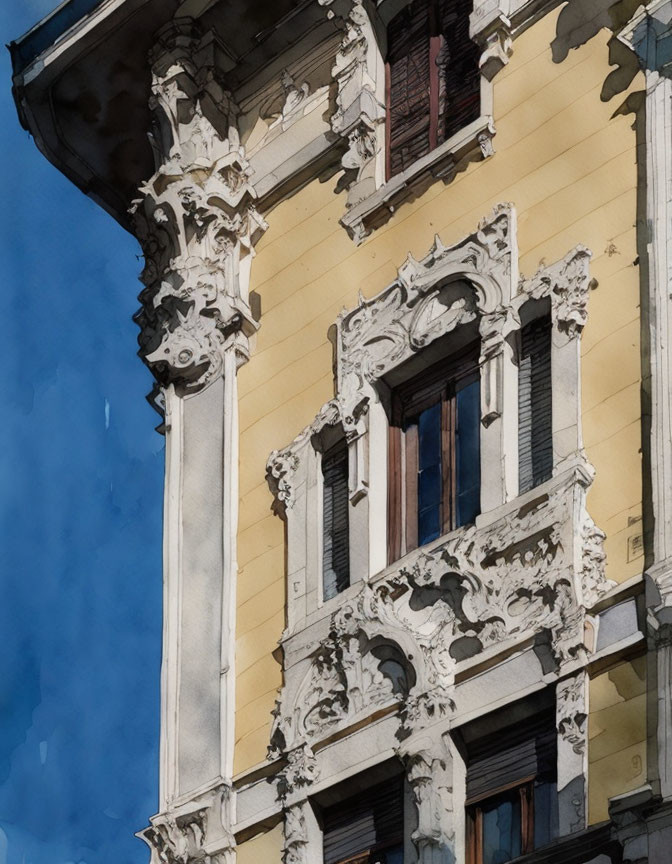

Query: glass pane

[481,792,522,864]
[534,780,557,850]
[417,401,442,545]
[381,845,404,864]
[456,377,480,527]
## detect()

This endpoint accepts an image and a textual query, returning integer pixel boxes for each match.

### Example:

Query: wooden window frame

[387,345,479,564]
[466,778,536,864]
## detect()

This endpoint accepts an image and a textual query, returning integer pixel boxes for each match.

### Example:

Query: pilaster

[620,1,672,817]
[133,18,267,864]
[398,737,455,864]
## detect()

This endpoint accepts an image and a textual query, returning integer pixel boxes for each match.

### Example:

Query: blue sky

[0,3,163,864]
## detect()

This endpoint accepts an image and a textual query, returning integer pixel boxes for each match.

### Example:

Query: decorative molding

[523,246,596,339]
[130,21,267,407]
[139,783,235,864]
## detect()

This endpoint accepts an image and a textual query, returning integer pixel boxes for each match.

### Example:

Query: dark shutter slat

[323,778,404,864]
[518,317,553,494]
[387,0,432,177]
[466,710,557,802]
[323,441,350,600]
[437,0,481,142]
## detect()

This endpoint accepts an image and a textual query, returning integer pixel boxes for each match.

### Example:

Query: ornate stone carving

[277,745,320,801]
[334,204,517,427]
[523,246,596,338]
[139,783,235,864]
[282,802,310,864]
[319,0,385,206]
[271,462,610,754]
[266,400,342,515]
[398,741,455,859]
[557,674,588,757]
[131,22,267,403]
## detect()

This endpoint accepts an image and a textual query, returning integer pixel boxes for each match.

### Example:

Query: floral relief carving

[131,22,267,407]
[523,246,596,338]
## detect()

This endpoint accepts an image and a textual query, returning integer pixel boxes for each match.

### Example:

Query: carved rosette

[139,783,235,864]
[130,22,267,408]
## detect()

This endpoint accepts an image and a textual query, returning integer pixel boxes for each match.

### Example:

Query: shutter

[322,441,350,601]
[323,778,404,864]
[518,318,553,494]
[437,0,481,142]
[386,0,432,177]
[466,709,556,803]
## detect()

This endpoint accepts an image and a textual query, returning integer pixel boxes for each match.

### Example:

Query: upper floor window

[386,0,481,178]
[322,439,351,601]
[388,344,480,564]
[518,316,553,494]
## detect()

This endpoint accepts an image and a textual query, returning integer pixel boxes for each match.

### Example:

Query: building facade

[10,0,672,861]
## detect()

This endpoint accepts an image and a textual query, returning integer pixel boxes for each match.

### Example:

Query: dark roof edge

[8,0,105,76]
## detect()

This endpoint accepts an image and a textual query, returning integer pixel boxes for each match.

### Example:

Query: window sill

[340,115,496,244]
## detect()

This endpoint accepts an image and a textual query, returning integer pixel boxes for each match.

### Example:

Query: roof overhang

[10,0,334,230]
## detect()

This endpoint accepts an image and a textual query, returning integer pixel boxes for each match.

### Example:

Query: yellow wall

[589,657,647,823]
[234,6,643,776]
[236,824,283,863]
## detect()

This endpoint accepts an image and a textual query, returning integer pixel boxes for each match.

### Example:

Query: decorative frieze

[130,21,267,404]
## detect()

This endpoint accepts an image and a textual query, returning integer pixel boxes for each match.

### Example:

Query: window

[388,346,481,563]
[385,0,481,178]
[518,317,553,494]
[462,702,558,864]
[322,777,404,864]
[322,439,350,600]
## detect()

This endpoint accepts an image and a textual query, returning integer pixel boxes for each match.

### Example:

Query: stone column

[133,20,267,863]
[399,739,455,864]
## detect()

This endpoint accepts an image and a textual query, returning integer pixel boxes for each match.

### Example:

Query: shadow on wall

[551,0,642,101]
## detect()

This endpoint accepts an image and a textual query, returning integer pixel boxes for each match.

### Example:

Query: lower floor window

[467,776,557,864]
[322,777,404,864]
[463,700,558,864]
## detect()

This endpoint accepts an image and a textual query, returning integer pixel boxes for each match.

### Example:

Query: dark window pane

[417,402,442,544]
[456,377,480,526]
[482,793,522,864]
[534,780,557,850]
[322,441,350,601]
[383,846,404,864]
